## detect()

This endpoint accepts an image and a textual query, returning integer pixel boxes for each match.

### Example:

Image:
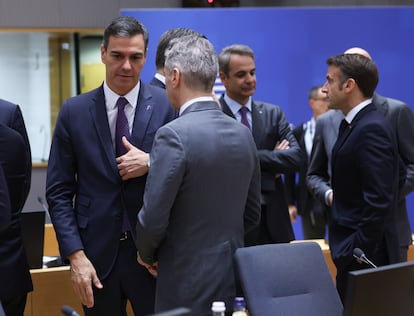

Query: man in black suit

[307,47,414,262]
[323,53,401,302]
[218,44,303,245]
[0,124,33,316]
[150,28,202,89]
[285,85,329,239]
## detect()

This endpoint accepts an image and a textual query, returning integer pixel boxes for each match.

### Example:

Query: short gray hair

[164,35,218,92]
[218,44,254,75]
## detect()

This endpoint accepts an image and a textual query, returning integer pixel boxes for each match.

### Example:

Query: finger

[122,136,133,150]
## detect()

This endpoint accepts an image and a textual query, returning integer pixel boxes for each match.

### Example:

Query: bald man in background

[307,47,414,261]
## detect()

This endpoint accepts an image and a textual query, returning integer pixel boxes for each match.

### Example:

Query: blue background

[121,7,414,239]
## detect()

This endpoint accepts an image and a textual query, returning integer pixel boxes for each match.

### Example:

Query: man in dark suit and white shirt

[285,85,329,239]
[46,16,176,315]
[218,44,303,245]
[322,53,401,302]
[137,34,261,316]
[150,28,202,89]
[307,47,414,262]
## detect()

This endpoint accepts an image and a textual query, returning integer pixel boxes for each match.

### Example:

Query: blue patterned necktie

[115,97,130,156]
[239,106,251,130]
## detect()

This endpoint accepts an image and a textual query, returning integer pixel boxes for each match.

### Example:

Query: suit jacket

[285,122,326,217]
[0,124,33,300]
[308,93,414,251]
[219,96,303,243]
[137,101,261,316]
[0,166,11,232]
[46,82,176,279]
[149,76,166,89]
[0,99,32,209]
[329,104,400,271]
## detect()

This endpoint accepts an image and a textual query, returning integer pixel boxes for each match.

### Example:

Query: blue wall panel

[121,7,414,239]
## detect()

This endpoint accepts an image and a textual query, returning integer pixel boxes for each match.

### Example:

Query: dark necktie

[239,106,251,130]
[115,97,130,156]
[115,97,131,232]
[338,119,349,138]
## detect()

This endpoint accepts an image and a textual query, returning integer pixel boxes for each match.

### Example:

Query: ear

[100,44,106,63]
[343,78,356,93]
[219,71,227,84]
[171,68,180,88]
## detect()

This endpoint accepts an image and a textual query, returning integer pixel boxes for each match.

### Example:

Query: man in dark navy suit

[0,123,32,316]
[46,16,176,315]
[323,53,401,302]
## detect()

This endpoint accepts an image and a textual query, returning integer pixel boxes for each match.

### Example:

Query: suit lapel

[251,101,265,144]
[89,87,119,177]
[131,82,153,148]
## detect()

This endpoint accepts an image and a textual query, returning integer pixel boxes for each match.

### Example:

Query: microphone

[353,248,377,268]
[37,196,51,223]
[61,305,80,316]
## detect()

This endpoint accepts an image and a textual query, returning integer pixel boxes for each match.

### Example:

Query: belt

[120,231,131,241]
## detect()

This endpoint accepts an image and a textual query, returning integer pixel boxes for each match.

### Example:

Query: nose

[321,81,328,93]
[122,58,132,70]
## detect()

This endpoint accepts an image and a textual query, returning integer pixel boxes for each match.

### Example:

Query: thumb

[92,275,103,289]
[122,136,134,151]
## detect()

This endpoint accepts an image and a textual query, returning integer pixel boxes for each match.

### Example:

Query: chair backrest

[235,242,343,316]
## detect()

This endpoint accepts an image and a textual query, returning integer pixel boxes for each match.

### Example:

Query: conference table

[23,225,414,316]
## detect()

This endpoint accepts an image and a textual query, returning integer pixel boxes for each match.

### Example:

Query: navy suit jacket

[220,96,303,243]
[0,166,11,232]
[330,104,400,271]
[46,82,176,279]
[0,99,31,209]
[308,93,414,254]
[149,76,166,89]
[0,124,33,300]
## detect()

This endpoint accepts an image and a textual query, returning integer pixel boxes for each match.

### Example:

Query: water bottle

[232,297,248,316]
[211,301,226,316]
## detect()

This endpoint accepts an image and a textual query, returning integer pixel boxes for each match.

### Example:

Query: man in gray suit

[307,47,414,261]
[136,34,261,316]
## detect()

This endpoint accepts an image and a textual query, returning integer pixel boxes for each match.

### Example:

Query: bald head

[344,47,372,60]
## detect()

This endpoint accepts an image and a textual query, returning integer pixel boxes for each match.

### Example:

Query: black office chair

[235,242,343,316]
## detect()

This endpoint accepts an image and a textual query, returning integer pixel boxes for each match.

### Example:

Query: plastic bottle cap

[211,301,226,312]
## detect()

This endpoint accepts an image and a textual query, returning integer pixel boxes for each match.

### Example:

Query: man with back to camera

[46,16,176,315]
[136,34,261,316]
[284,85,329,239]
[307,47,414,262]
[218,44,303,245]
[322,53,401,301]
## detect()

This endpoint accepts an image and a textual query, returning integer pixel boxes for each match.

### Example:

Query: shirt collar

[103,80,140,111]
[154,73,165,85]
[179,96,215,116]
[345,98,372,123]
[223,94,252,115]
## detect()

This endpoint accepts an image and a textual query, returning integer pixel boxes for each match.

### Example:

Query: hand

[327,191,333,207]
[116,137,149,180]
[288,205,298,223]
[274,139,290,151]
[274,139,290,178]
[68,250,103,308]
[137,254,158,277]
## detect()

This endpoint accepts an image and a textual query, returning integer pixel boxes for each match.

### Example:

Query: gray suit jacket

[307,93,414,251]
[137,101,261,316]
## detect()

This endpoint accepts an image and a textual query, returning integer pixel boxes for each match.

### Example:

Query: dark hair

[326,54,378,98]
[218,44,254,75]
[155,28,202,70]
[308,85,323,100]
[102,16,149,51]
